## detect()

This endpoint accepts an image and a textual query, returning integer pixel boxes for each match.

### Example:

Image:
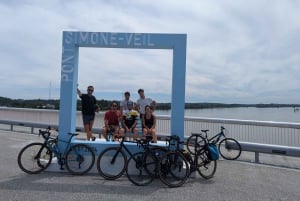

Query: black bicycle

[126,136,168,186]
[157,135,191,188]
[187,126,242,160]
[17,127,95,175]
[97,135,167,186]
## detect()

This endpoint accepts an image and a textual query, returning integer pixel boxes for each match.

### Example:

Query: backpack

[207,143,219,160]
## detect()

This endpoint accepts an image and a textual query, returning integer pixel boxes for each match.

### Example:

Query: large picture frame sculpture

[59,31,187,151]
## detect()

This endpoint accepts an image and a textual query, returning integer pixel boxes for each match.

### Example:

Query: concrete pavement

[0,130,299,201]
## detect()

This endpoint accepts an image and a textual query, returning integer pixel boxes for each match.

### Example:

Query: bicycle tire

[158,151,190,188]
[97,147,127,180]
[65,144,95,175]
[197,152,217,179]
[186,134,206,155]
[218,138,242,160]
[144,146,168,177]
[17,142,52,174]
[126,152,153,186]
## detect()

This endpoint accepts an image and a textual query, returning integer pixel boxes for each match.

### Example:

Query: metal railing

[1,107,300,146]
[182,117,300,147]
[1,107,300,166]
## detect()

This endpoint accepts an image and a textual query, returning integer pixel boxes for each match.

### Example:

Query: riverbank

[1,96,300,111]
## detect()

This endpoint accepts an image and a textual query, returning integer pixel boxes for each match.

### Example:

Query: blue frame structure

[59,32,186,151]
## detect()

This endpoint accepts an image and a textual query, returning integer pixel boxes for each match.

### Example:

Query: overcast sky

[0,0,299,104]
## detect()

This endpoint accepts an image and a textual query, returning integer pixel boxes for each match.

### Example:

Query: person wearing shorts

[102,101,124,141]
[122,101,139,141]
[77,85,100,141]
[142,105,157,143]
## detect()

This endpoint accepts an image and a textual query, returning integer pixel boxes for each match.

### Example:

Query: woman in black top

[142,105,157,142]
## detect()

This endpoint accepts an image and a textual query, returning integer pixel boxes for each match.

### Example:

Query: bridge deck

[1,130,300,201]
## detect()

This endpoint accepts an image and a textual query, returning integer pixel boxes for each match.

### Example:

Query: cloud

[0,0,299,103]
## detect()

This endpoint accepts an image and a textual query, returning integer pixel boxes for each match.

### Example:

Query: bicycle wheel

[17,142,52,174]
[218,138,242,160]
[144,147,168,177]
[186,134,206,155]
[126,152,153,186]
[65,144,95,175]
[97,147,127,180]
[197,152,217,179]
[158,151,190,188]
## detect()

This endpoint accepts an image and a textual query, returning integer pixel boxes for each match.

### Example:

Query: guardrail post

[10,124,13,131]
[255,152,259,163]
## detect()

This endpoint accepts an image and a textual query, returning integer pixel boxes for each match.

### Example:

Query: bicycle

[17,127,95,175]
[97,135,167,186]
[187,126,242,160]
[126,136,168,185]
[157,135,218,188]
[157,135,191,188]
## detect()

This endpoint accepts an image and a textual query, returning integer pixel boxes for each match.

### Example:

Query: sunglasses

[88,89,94,92]
[112,104,117,107]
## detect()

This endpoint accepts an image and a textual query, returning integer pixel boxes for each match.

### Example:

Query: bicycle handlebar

[38,126,59,140]
[38,126,52,140]
[165,135,184,146]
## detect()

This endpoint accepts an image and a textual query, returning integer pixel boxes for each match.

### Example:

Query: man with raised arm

[77,85,100,141]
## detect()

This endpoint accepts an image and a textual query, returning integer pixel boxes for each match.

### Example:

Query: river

[155,107,300,123]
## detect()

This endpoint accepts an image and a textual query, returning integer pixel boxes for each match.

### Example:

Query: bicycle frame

[205,127,226,144]
[109,137,140,164]
[38,130,78,169]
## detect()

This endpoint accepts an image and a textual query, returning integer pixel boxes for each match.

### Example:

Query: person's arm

[77,87,82,97]
[132,115,137,129]
[151,99,157,110]
[104,113,109,128]
[93,97,100,112]
[136,100,140,112]
[151,115,156,129]
[142,115,147,129]
[122,116,127,130]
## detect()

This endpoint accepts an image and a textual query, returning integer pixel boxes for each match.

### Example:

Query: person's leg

[83,115,91,140]
[112,126,120,141]
[142,128,148,140]
[102,126,107,140]
[113,133,119,141]
[82,115,96,141]
[88,119,95,141]
[133,127,138,140]
[118,127,125,138]
[84,124,91,140]
[151,128,157,143]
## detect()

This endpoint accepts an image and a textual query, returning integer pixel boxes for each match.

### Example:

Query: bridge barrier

[238,141,300,163]
[1,119,300,167]
[1,107,300,165]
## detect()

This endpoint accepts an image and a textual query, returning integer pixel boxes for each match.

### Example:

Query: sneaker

[92,137,96,141]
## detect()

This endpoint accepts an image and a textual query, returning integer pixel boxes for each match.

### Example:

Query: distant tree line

[0,96,299,111]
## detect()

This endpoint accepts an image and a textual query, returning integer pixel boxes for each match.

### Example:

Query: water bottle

[108,134,112,142]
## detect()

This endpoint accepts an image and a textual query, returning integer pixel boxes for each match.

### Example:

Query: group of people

[77,86,158,143]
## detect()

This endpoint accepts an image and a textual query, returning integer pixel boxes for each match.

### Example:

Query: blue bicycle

[17,127,95,175]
